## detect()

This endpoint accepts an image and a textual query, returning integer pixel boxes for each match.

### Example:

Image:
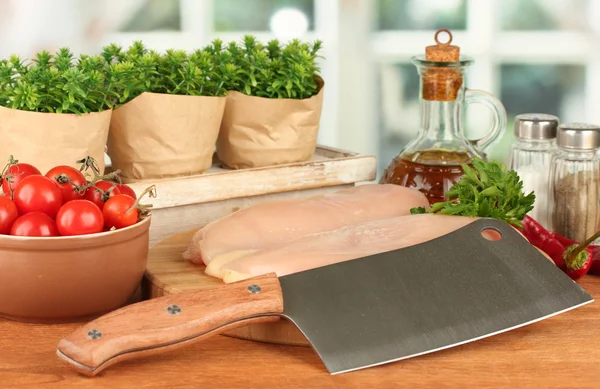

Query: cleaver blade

[56,218,594,376]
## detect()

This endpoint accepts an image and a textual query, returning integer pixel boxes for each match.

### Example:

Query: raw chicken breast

[183,184,430,265]
[218,214,478,283]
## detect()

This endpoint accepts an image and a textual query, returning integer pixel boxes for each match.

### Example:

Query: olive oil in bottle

[380,149,472,205]
[379,29,507,204]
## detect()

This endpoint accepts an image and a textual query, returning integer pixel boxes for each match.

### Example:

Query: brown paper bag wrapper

[217,77,325,169]
[0,106,111,175]
[107,92,226,182]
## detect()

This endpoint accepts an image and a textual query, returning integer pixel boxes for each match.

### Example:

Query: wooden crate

[122,145,377,246]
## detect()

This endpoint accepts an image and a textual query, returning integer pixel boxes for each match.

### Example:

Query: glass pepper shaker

[508,113,559,230]
[548,123,600,243]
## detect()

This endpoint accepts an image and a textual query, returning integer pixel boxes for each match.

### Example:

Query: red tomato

[103,194,139,229]
[45,165,87,203]
[85,180,121,210]
[0,196,19,234]
[10,212,59,237]
[116,183,136,199]
[13,175,63,218]
[1,163,41,195]
[56,200,104,236]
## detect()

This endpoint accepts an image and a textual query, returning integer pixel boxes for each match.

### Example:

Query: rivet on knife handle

[167,304,181,315]
[56,273,283,377]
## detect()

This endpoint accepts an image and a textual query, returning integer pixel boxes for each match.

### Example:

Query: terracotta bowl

[0,216,151,324]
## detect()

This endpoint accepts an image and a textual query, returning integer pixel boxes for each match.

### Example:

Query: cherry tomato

[45,165,87,203]
[1,163,41,195]
[103,194,139,229]
[0,196,19,234]
[116,184,136,199]
[85,180,121,210]
[56,200,104,236]
[13,175,63,218]
[10,212,59,237]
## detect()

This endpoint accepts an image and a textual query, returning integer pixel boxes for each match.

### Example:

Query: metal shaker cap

[514,113,559,140]
[556,122,600,150]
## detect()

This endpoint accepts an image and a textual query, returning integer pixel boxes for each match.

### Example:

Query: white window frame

[104,0,599,160]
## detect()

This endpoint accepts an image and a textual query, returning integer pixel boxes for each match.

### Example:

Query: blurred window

[104,0,598,174]
[376,0,466,31]
[214,0,314,32]
[499,0,589,31]
[118,0,181,32]
[375,0,596,173]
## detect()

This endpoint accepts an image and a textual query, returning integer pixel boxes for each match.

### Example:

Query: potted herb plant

[216,35,325,169]
[0,48,114,175]
[104,41,228,182]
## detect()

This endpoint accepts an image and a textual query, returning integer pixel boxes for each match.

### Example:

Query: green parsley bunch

[410,158,536,228]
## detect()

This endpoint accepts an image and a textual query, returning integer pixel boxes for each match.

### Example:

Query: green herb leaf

[408,158,535,228]
[410,207,427,215]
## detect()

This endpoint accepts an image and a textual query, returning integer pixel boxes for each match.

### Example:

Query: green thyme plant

[155,48,225,96]
[102,41,229,104]
[203,38,244,95]
[0,37,325,112]
[0,48,115,114]
[222,34,323,99]
[101,41,157,105]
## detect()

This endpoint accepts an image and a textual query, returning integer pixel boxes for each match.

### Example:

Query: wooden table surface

[1,275,599,389]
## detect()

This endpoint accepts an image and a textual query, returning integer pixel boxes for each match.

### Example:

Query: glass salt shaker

[548,123,600,243]
[508,113,559,230]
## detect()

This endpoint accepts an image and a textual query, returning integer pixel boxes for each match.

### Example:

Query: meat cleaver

[57,218,594,376]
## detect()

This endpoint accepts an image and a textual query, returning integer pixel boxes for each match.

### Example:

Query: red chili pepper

[550,229,600,275]
[562,244,593,280]
[522,216,566,269]
[588,245,600,275]
[521,215,544,247]
[551,232,577,247]
[552,230,600,277]
[521,215,595,280]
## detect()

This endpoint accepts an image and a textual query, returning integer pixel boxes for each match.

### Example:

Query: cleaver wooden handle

[56,273,283,376]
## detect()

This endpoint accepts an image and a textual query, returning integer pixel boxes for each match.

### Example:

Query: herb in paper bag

[0,48,115,114]
[158,48,227,96]
[102,42,159,105]
[265,38,323,99]
[102,41,228,105]
[225,34,323,99]
[204,39,244,96]
[410,158,535,228]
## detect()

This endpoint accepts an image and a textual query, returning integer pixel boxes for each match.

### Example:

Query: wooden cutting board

[142,228,311,346]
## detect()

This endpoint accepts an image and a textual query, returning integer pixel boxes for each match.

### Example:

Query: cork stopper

[422,29,463,102]
[425,29,460,62]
